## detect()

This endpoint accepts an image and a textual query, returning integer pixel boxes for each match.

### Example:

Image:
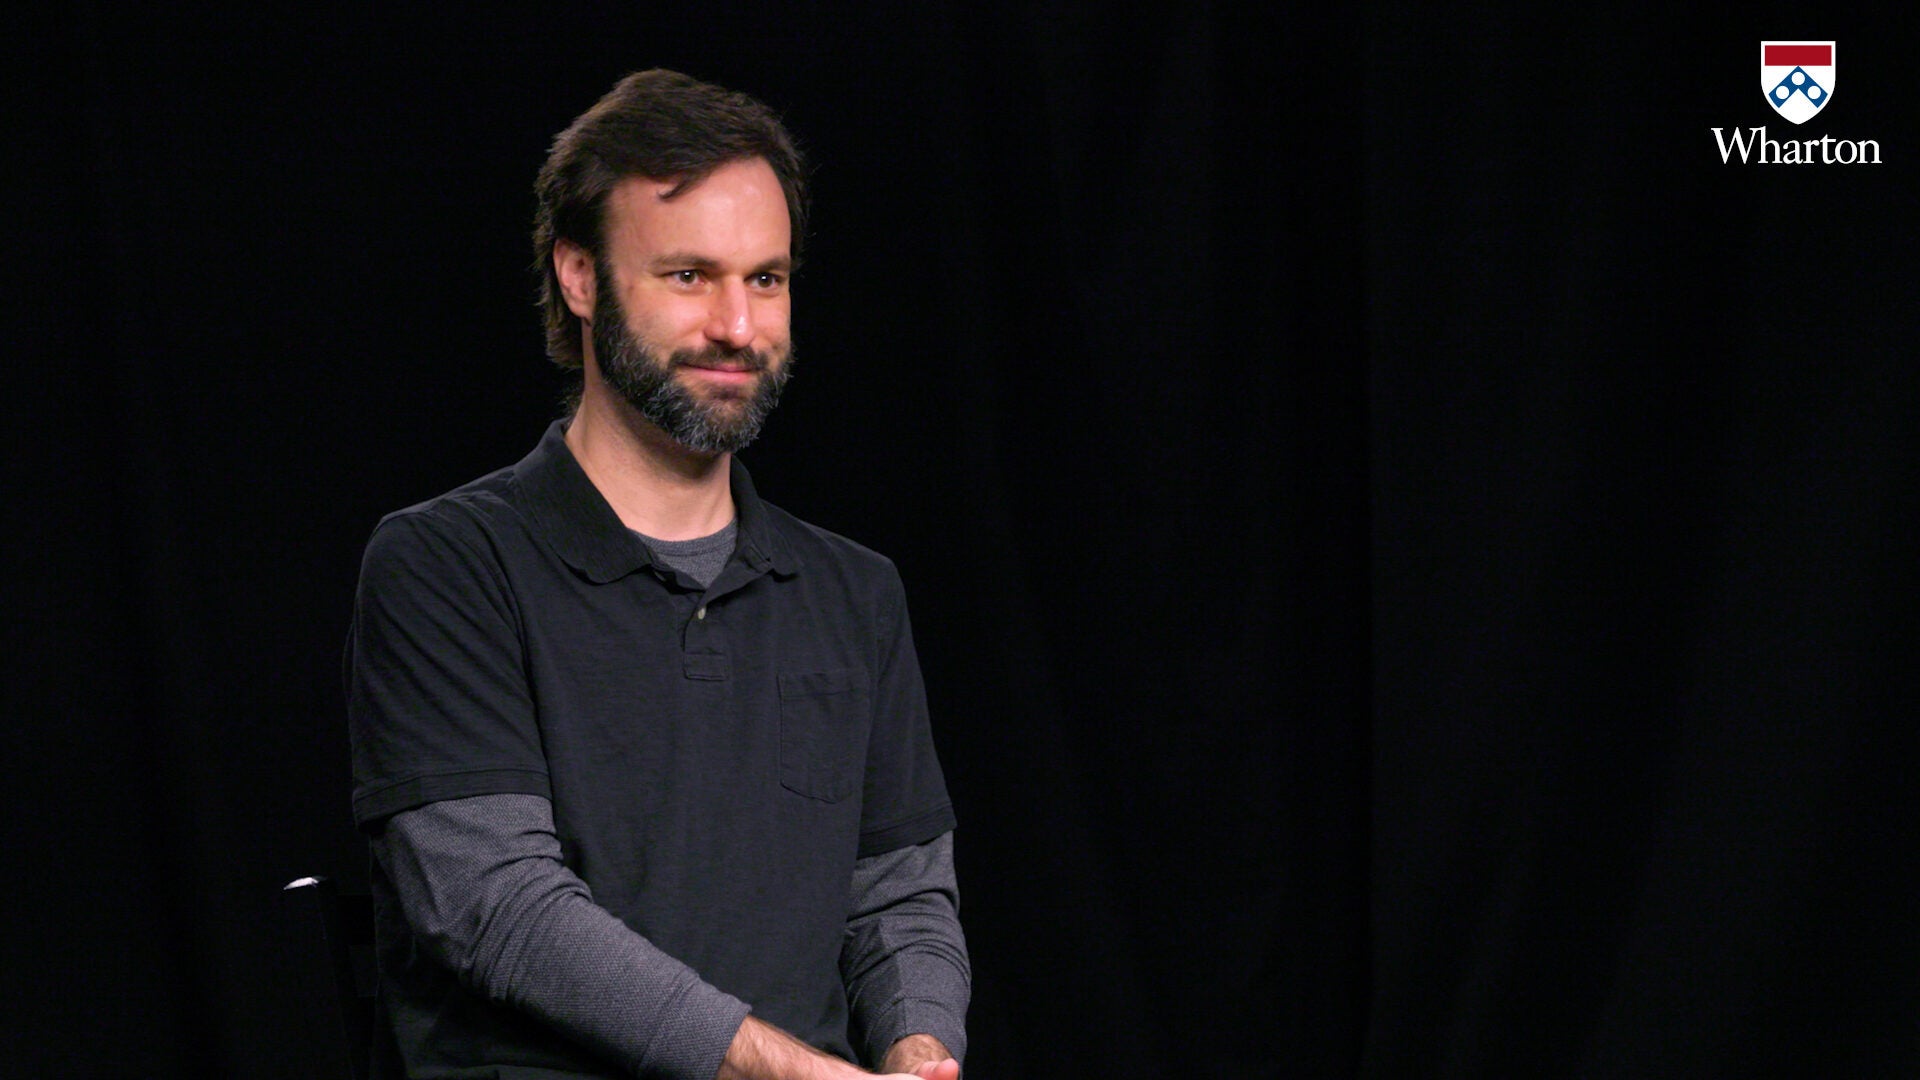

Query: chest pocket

[777,668,871,803]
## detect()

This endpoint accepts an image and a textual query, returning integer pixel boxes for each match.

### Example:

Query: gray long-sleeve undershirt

[841,826,971,1067]
[374,793,968,1079]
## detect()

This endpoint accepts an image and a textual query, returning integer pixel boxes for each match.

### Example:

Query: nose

[704,278,756,350]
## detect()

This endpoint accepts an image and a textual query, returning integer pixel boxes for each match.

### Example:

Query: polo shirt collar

[514,419,800,584]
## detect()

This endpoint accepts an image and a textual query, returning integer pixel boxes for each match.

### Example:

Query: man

[347,70,967,1080]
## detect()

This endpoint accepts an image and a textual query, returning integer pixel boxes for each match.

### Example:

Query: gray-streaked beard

[590,280,793,455]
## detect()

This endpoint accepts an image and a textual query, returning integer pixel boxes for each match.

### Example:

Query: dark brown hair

[532,69,808,371]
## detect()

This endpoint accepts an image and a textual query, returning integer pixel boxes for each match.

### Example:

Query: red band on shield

[1764,45,1831,66]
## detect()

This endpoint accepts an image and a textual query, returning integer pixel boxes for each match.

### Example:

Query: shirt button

[694,605,707,620]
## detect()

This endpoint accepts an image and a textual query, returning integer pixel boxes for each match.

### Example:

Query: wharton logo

[1712,127,1880,164]
[1711,39,1882,165]
[1762,41,1834,124]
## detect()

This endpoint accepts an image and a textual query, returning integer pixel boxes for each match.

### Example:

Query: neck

[565,380,736,541]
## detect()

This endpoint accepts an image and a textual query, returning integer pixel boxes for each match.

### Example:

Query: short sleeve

[857,564,957,857]
[347,505,550,826]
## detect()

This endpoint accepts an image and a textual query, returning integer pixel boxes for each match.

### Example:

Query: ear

[553,238,597,321]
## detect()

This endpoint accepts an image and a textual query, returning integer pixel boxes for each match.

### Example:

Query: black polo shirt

[347,419,955,1069]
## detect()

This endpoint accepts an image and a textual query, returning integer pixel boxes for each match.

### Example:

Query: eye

[750,272,785,290]
[669,269,703,286]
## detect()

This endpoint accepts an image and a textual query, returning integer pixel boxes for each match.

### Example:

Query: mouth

[675,363,762,393]
[674,349,768,374]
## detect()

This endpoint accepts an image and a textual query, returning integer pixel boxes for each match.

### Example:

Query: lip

[679,365,759,384]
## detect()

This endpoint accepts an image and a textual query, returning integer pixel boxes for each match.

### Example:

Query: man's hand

[881,1034,959,1080]
[719,1016,941,1080]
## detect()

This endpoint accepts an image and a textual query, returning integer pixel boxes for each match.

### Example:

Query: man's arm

[878,1035,960,1080]
[720,1015,928,1080]
[376,793,750,1079]
[381,793,940,1080]
[840,832,970,1074]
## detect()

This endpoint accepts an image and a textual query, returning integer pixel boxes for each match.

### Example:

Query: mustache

[668,345,777,373]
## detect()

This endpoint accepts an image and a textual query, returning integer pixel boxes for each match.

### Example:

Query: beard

[589,273,793,455]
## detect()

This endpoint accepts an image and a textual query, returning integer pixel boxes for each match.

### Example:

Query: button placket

[681,594,729,680]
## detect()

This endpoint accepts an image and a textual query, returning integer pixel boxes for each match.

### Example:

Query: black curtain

[6,4,1912,1077]
[1365,6,1919,1074]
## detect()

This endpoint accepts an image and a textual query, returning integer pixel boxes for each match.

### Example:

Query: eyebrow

[647,252,794,276]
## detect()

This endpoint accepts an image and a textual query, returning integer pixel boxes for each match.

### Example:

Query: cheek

[624,293,704,341]
[758,300,793,342]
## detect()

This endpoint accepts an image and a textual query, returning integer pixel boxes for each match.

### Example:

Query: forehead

[603,157,791,263]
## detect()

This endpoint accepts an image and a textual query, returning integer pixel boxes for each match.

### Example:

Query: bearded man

[346,69,967,1080]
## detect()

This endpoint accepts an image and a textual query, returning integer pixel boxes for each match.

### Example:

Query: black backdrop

[7,4,1915,1077]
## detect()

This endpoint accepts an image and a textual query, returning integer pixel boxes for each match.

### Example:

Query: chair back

[283,875,376,1080]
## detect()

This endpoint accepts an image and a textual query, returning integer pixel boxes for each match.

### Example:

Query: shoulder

[760,498,905,592]
[758,501,919,649]
[359,463,536,582]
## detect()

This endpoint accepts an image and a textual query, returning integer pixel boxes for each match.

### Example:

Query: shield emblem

[1761,41,1835,124]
